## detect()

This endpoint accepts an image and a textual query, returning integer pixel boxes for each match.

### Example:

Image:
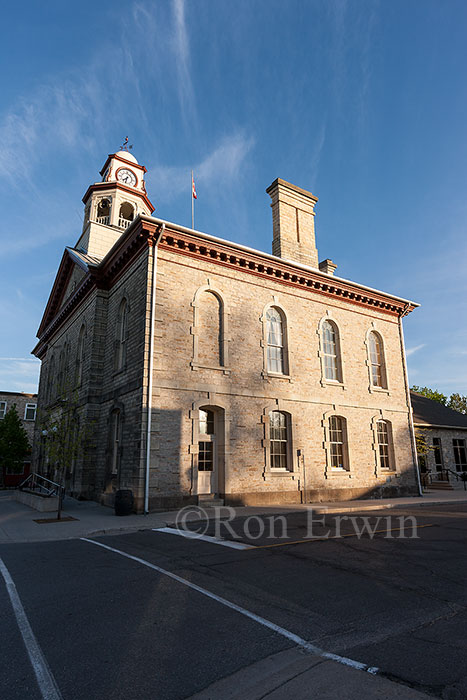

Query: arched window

[47,356,55,403]
[269,411,289,470]
[191,285,229,371]
[116,299,128,370]
[96,198,111,225]
[329,416,349,470]
[57,343,68,394]
[118,202,134,229]
[111,410,121,477]
[368,331,387,388]
[321,320,342,382]
[377,420,393,470]
[76,325,85,385]
[198,291,223,367]
[266,307,286,374]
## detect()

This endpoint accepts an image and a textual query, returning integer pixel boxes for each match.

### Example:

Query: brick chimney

[266,178,319,268]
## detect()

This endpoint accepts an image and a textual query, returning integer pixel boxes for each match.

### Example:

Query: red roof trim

[99,153,147,176]
[81,181,154,213]
[34,218,417,359]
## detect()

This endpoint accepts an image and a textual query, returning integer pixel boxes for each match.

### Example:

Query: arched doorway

[196,406,225,495]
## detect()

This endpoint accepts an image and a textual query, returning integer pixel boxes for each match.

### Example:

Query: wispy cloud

[148,131,255,203]
[171,0,195,124]
[309,121,327,190]
[406,343,426,357]
[0,358,40,394]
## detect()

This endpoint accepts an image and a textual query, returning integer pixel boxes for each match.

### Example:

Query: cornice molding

[81,181,155,213]
[34,217,416,357]
[158,227,416,317]
[34,219,160,354]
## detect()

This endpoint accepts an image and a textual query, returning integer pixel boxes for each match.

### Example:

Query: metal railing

[421,467,467,490]
[420,470,433,488]
[18,472,62,498]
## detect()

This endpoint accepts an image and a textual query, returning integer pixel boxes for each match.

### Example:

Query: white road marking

[0,557,62,700]
[81,537,379,675]
[153,526,253,550]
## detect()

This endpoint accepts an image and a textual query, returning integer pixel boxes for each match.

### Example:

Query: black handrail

[18,472,62,498]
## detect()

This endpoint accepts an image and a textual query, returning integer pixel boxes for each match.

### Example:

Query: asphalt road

[1,502,466,699]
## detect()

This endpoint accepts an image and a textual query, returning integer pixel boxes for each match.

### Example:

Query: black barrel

[114,489,134,516]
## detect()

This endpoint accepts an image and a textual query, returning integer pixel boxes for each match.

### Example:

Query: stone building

[0,391,37,486]
[32,149,421,511]
[411,391,467,482]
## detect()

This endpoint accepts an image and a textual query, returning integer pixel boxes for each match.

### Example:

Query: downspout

[144,223,165,514]
[398,307,423,496]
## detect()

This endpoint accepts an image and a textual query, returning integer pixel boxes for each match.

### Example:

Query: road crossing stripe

[0,557,62,700]
[153,526,253,549]
[81,537,379,675]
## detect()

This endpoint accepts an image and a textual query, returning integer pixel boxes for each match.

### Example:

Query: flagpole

[191,170,194,229]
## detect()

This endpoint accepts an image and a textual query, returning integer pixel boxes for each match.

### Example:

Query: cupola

[75,143,155,258]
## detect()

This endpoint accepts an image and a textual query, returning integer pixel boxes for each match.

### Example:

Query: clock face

[117,168,137,187]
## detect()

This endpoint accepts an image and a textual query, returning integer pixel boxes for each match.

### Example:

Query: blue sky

[1,0,466,395]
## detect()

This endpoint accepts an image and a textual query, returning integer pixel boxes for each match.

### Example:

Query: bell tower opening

[118,202,135,229]
[96,198,111,225]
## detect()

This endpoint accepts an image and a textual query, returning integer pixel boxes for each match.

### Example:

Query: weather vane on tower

[120,136,133,152]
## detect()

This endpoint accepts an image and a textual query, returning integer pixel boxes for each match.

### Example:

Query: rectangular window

[24,403,37,421]
[269,411,289,469]
[267,345,284,374]
[0,401,6,419]
[433,437,443,471]
[453,439,467,470]
[377,422,391,469]
[198,442,214,471]
[329,416,348,470]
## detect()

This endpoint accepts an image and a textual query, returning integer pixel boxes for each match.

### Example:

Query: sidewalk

[189,647,432,699]
[0,489,466,544]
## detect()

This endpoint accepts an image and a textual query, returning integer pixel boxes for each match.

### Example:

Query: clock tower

[76,148,155,258]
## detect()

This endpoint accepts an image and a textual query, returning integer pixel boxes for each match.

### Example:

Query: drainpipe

[144,224,165,514]
[398,308,423,497]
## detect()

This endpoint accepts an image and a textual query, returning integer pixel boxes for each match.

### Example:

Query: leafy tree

[39,380,94,519]
[447,393,467,415]
[411,386,467,415]
[0,405,30,486]
[411,386,448,405]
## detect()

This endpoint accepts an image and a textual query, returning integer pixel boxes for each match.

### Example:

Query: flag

[192,173,197,199]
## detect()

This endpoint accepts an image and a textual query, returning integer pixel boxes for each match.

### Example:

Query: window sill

[266,469,295,477]
[327,469,352,478]
[369,386,390,395]
[262,371,292,382]
[113,366,127,378]
[191,362,231,375]
[320,379,346,390]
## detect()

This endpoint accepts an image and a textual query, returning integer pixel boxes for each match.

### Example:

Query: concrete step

[427,482,454,490]
[198,496,225,507]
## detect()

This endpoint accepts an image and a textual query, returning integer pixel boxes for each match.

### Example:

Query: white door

[197,409,218,494]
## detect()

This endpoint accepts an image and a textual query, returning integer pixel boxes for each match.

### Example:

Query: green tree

[39,380,94,519]
[447,393,467,415]
[411,386,448,405]
[0,405,30,486]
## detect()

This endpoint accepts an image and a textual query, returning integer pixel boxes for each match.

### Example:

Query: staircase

[423,468,467,491]
[426,481,453,491]
[198,494,225,508]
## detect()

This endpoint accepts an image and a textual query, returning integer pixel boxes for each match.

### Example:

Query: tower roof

[115,150,138,164]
